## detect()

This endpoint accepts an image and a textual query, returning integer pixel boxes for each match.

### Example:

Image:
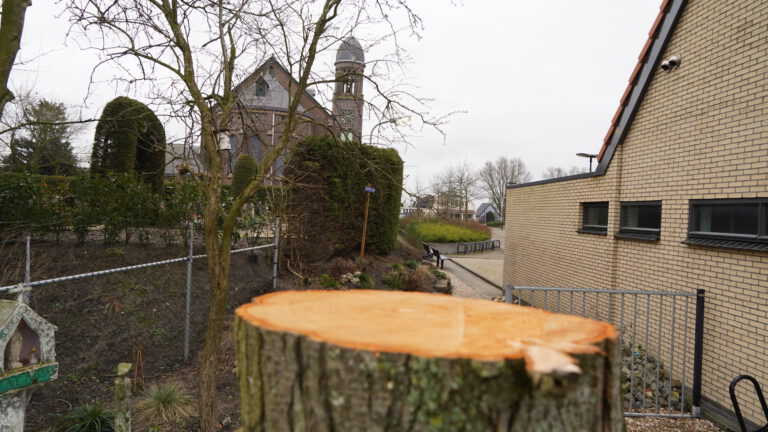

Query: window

[618,201,661,241]
[249,136,262,161]
[580,202,608,234]
[255,78,268,96]
[228,135,238,173]
[688,199,768,248]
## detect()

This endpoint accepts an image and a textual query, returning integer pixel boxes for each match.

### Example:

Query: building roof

[476,202,499,216]
[335,36,365,65]
[510,0,687,189]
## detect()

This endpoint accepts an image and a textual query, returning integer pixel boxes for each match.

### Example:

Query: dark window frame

[617,200,661,241]
[579,202,609,235]
[688,198,768,244]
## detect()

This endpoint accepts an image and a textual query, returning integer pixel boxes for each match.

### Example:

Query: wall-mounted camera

[660,54,681,71]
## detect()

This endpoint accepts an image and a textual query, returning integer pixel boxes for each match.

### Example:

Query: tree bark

[0,0,31,118]
[236,290,623,432]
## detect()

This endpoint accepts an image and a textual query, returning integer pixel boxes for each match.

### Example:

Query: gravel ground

[626,415,723,431]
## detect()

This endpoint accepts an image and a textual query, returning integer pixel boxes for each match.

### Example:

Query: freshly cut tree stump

[236,290,622,432]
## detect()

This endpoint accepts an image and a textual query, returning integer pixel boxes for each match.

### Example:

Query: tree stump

[236,290,623,432]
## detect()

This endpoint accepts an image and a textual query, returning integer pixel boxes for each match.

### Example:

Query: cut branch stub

[236,290,623,432]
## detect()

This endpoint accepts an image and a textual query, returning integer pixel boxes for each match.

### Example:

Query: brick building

[503,0,766,428]
[215,36,365,177]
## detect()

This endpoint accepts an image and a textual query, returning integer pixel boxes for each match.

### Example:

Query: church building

[215,36,366,177]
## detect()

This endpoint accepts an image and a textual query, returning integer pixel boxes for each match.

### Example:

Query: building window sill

[577,228,607,236]
[615,231,660,242]
[683,237,768,253]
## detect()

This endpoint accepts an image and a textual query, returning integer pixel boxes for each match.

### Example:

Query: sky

[8,0,661,199]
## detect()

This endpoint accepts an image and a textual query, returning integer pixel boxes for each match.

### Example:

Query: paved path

[426,227,506,300]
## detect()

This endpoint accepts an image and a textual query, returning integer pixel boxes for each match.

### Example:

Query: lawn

[403,219,490,243]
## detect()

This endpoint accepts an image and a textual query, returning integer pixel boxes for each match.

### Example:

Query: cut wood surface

[236,290,615,374]
[236,290,623,431]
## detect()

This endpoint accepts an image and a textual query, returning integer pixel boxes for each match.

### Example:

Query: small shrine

[0,299,58,431]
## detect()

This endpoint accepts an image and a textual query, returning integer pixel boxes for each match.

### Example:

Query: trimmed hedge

[286,135,403,262]
[401,216,491,243]
[0,172,274,244]
[91,97,166,192]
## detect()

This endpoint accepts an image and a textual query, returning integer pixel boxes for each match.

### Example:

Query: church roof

[335,36,365,65]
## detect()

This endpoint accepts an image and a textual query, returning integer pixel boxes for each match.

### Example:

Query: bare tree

[0,0,31,118]
[541,165,587,180]
[66,0,429,428]
[477,156,531,216]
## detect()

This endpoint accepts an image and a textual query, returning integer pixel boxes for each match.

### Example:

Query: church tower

[332,36,365,142]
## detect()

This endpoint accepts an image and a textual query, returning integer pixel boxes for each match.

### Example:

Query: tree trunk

[236,290,623,432]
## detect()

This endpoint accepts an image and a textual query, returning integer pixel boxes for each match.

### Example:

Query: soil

[0,236,272,431]
[0,235,423,431]
[0,235,722,431]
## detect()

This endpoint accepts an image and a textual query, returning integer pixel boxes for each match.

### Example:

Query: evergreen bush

[91,97,166,192]
[231,154,259,197]
[286,135,403,262]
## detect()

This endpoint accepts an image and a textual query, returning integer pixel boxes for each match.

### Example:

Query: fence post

[114,362,132,432]
[504,285,513,303]
[692,288,706,417]
[183,222,193,362]
[23,236,30,304]
[272,217,280,291]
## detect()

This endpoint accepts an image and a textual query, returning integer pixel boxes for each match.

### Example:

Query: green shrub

[137,381,194,425]
[232,154,259,197]
[317,274,339,288]
[486,220,503,228]
[286,135,403,262]
[404,259,418,269]
[404,220,489,243]
[91,97,165,192]
[382,271,403,290]
[52,403,115,432]
[358,273,374,289]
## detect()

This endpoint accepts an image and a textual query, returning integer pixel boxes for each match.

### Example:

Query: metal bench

[730,375,768,432]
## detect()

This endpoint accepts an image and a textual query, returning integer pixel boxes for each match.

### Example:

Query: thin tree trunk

[0,0,31,118]
[236,291,624,432]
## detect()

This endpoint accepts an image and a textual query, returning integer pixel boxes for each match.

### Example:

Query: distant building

[475,203,500,223]
[193,37,366,179]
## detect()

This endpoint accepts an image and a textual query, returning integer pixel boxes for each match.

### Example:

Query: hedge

[286,135,403,262]
[401,216,491,243]
[0,172,273,244]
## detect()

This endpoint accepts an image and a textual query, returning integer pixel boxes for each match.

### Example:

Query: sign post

[359,184,375,269]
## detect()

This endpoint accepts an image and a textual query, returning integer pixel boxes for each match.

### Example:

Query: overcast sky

[9,0,660,199]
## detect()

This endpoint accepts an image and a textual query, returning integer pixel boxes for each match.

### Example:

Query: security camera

[668,54,681,68]
[660,60,671,71]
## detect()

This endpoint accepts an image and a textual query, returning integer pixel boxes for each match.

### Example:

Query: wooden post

[358,184,374,269]
[236,290,623,432]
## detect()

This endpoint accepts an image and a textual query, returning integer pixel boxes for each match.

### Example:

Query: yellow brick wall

[504,0,767,424]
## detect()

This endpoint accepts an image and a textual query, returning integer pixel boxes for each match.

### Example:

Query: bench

[422,243,446,269]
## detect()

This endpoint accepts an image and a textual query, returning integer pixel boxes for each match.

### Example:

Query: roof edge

[510,0,687,190]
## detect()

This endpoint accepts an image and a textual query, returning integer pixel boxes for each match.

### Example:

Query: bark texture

[236,291,623,432]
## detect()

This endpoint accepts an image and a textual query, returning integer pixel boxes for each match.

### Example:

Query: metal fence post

[23,236,31,304]
[272,217,280,290]
[504,285,513,303]
[183,222,193,362]
[692,288,706,417]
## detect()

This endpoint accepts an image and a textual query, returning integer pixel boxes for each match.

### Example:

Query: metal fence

[455,239,501,254]
[0,218,281,361]
[504,285,705,419]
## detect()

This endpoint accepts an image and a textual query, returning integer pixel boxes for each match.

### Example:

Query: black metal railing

[456,239,501,254]
[504,285,705,419]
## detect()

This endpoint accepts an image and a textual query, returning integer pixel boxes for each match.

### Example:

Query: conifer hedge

[286,135,403,262]
[91,97,166,192]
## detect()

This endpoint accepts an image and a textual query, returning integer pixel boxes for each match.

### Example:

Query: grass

[52,403,115,432]
[137,381,194,425]
[403,220,490,243]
